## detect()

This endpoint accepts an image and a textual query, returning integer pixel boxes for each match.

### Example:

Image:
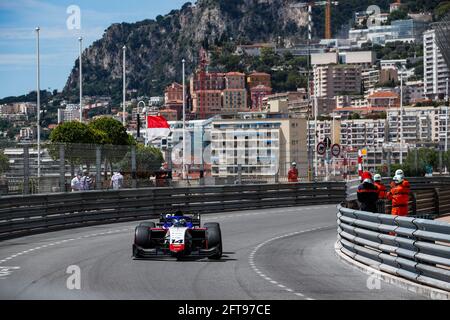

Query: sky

[0,0,188,99]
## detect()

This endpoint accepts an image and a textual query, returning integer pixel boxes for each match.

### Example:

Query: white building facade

[423,29,450,100]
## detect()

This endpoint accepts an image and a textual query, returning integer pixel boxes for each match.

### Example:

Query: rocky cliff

[63,0,393,101]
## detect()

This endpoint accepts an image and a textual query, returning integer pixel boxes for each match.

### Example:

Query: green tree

[0,151,9,175]
[350,113,361,120]
[88,116,135,178]
[48,121,99,175]
[88,117,130,145]
[117,143,164,179]
[403,148,440,176]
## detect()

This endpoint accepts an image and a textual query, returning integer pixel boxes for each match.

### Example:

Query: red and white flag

[146,115,170,142]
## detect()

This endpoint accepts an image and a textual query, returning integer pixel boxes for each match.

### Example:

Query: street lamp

[137,100,146,139]
[79,36,83,123]
[398,64,405,164]
[35,27,41,179]
[444,77,449,174]
[182,58,186,180]
[122,45,127,126]
[446,77,449,153]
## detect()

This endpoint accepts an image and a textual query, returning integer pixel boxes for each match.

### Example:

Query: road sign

[331,143,340,157]
[317,142,326,155]
[324,137,332,149]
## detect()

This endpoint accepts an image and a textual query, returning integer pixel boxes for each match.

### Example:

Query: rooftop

[368,91,399,99]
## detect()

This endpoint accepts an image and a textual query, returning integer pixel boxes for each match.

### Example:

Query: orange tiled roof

[368,91,399,99]
[225,72,245,76]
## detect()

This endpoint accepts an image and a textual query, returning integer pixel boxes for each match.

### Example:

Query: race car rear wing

[158,212,201,227]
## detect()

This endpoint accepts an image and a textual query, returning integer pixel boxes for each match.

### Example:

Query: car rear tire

[134,225,153,249]
[139,221,156,228]
[205,222,222,259]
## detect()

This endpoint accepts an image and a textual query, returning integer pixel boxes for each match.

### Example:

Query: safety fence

[0,182,346,240]
[337,204,450,292]
[0,142,348,195]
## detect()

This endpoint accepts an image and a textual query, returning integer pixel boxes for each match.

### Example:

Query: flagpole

[182,59,186,180]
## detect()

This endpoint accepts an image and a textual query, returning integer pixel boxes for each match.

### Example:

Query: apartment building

[57,104,80,124]
[367,91,400,109]
[307,119,341,149]
[164,83,184,120]
[423,29,450,100]
[190,72,225,117]
[210,113,308,178]
[262,90,308,115]
[340,119,387,150]
[313,64,362,98]
[222,72,247,112]
[387,106,450,145]
[250,85,272,111]
[362,67,380,93]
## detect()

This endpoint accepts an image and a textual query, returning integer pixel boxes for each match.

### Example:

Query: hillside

[62,0,447,103]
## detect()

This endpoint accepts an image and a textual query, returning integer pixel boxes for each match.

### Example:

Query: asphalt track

[0,205,427,299]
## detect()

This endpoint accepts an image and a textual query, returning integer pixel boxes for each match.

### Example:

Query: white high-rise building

[423,29,450,100]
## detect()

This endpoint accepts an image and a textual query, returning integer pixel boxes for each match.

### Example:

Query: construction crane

[291,0,339,39]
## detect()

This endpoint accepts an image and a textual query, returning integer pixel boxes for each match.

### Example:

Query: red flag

[146,115,170,142]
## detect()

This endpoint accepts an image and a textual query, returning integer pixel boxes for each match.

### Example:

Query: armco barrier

[337,204,450,292]
[0,182,346,240]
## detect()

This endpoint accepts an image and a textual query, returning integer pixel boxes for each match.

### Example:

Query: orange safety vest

[387,181,410,216]
[374,181,387,199]
[288,168,298,182]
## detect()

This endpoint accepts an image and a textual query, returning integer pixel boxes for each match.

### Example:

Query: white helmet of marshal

[393,175,404,184]
[373,174,382,182]
[395,169,404,178]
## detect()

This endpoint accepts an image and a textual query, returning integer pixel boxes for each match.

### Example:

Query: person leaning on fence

[110,171,124,190]
[70,172,82,192]
[387,174,410,216]
[80,170,93,191]
[357,171,379,213]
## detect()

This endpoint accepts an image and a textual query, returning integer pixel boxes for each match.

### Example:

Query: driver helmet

[373,174,382,182]
[173,218,186,227]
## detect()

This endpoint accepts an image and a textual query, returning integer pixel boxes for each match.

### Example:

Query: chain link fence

[0,141,364,195]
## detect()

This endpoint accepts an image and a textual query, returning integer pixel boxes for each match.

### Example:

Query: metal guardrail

[337,204,450,292]
[0,182,346,240]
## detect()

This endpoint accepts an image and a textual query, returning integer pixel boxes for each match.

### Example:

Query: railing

[0,182,346,240]
[337,204,450,292]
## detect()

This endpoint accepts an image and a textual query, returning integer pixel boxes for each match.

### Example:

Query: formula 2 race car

[132,212,222,260]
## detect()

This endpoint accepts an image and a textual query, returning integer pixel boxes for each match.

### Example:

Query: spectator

[70,172,81,192]
[357,171,379,213]
[110,171,124,190]
[80,170,93,191]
